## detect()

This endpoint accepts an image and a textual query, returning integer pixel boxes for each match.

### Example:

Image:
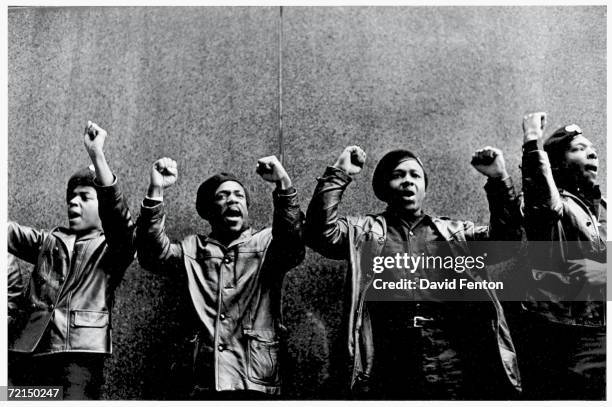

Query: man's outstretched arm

[305,145,366,260]
[521,112,563,221]
[84,121,136,269]
[256,155,305,271]
[470,146,522,243]
[136,157,184,273]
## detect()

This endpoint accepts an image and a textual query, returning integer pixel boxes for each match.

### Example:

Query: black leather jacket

[521,147,606,326]
[136,187,304,394]
[305,166,523,393]
[8,179,136,355]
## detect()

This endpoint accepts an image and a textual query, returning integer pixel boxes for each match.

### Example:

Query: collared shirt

[377,210,454,302]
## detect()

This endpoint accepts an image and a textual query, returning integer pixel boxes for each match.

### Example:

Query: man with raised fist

[305,146,522,399]
[136,155,304,399]
[8,122,136,399]
[518,112,606,399]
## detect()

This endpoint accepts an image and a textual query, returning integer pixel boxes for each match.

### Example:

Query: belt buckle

[413,316,433,328]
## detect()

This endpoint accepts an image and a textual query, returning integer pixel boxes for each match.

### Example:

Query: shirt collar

[384,209,431,230]
[206,227,253,250]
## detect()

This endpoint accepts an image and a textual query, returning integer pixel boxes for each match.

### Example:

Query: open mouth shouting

[400,189,416,201]
[223,207,243,222]
[68,209,82,223]
[585,163,598,176]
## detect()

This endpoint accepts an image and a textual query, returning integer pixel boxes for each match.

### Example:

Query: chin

[392,205,421,216]
[225,223,245,233]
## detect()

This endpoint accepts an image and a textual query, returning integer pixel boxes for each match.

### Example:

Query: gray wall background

[8,6,606,399]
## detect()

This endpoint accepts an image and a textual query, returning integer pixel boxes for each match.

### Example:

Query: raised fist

[333,146,366,176]
[256,155,292,189]
[522,112,547,144]
[150,157,178,190]
[471,146,508,179]
[83,121,107,157]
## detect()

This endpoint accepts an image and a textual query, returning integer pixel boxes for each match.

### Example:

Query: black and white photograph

[3,3,607,402]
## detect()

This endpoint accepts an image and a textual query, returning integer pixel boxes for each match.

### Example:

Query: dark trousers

[8,352,105,400]
[365,303,516,400]
[512,315,606,400]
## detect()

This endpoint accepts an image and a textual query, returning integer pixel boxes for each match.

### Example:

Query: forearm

[521,146,563,219]
[136,201,183,271]
[8,221,45,264]
[95,180,136,257]
[266,186,305,269]
[89,150,114,186]
[147,183,164,200]
[305,166,351,257]
[484,176,522,241]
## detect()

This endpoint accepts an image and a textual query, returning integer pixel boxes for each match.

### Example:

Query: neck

[388,206,423,222]
[210,227,247,247]
[557,172,598,198]
[74,227,102,240]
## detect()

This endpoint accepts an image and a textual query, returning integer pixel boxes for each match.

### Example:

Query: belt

[412,315,436,328]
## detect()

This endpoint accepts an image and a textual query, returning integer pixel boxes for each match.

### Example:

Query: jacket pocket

[243,329,280,386]
[70,310,109,328]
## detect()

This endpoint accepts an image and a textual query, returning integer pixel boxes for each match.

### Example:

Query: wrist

[332,164,349,175]
[147,184,164,199]
[276,175,292,190]
[523,131,541,144]
[88,149,105,162]
[488,170,509,180]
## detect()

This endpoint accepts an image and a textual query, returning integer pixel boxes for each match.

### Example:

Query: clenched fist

[523,112,547,144]
[149,158,178,199]
[471,147,508,179]
[256,156,292,189]
[333,146,366,176]
[83,121,107,158]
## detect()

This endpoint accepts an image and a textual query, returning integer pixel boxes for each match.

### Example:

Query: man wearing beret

[136,155,304,399]
[518,113,606,399]
[305,145,522,399]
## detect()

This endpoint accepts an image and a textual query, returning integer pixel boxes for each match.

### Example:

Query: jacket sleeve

[95,176,137,270]
[481,176,523,241]
[305,166,352,260]
[8,254,31,323]
[521,142,564,223]
[136,200,184,273]
[263,186,305,272]
[462,176,522,261]
[7,221,48,264]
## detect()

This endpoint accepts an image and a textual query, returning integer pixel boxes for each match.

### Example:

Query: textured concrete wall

[8,6,606,399]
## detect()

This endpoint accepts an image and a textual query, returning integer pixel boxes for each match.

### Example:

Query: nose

[587,148,598,160]
[68,195,80,206]
[227,193,239,204]
[400,176,415,187]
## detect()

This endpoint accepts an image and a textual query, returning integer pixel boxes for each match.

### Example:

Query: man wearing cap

[305,146,522,399]
[135,155,304,399]
[518,113,606,399]
[8,122,136,399]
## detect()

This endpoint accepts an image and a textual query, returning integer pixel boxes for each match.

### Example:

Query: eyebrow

[572,141,593,148]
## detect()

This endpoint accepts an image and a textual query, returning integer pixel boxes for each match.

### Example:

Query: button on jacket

[521,147,606,326]
[8,179,136,355]
[305,166,523,394]
[136,188,304,395]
